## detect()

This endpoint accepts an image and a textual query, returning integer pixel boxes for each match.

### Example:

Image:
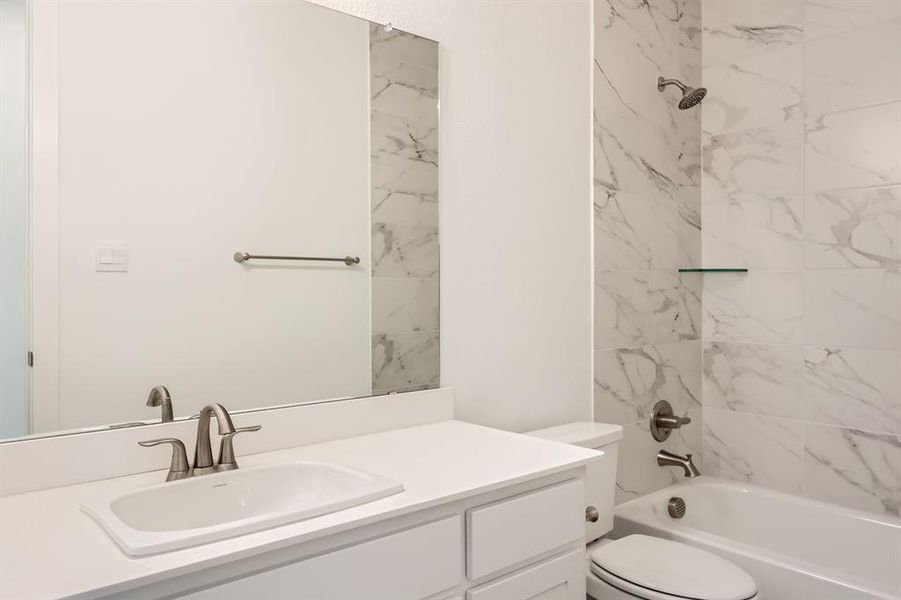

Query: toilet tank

[526,422,622,543]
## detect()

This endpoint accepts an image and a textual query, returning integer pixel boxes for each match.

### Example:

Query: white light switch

[95,242,129,272]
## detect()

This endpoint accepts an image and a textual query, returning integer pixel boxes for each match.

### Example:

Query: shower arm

[657,77,688,93]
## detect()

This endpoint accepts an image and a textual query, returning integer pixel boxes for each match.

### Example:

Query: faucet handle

[138,438,191,481]
[217,426,262,469]
[657,414,691,428]
[650,400,692,441]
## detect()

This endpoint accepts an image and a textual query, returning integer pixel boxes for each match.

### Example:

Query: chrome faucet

[139,403,261,481]
[193,403,236,474]
[657,450,701,478]
[146,385,174,422]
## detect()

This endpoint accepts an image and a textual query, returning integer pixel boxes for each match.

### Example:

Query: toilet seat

[589,535,758,600]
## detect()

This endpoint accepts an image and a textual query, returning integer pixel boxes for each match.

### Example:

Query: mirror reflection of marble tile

[369,23,439,396]
[372,278,439,334]
[372,331,439,394]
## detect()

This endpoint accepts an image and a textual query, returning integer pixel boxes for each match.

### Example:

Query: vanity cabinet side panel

[177,516,462,600]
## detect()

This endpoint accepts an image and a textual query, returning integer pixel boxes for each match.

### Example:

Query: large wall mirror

[0,0,439,441]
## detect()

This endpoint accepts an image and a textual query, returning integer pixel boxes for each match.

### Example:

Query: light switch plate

[95,242,129,272]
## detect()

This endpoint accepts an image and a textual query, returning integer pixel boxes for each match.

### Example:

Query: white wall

[0,0,28,438]
[35,0,372,430]
[312,0,594,432]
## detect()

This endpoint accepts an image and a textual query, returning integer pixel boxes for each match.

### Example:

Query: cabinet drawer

[466,549,585,600]
[180,516,462,600]
[466,480,583,580]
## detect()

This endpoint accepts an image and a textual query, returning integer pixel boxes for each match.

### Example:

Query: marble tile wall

[369,24,440,394]
[593,0,704,504]
[700,0,901,518]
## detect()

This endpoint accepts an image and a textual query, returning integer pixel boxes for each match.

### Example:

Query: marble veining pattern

[697,0,901,518]
[804,0,901,41]
[371,278,439,334]
[703,342,804,418]
[703,408,805,494]
[593,0,703,502]
[702,119,804,200]
[596,271,685,350]
[593,0,703,198]
[372,331,439,393]
[594,341,701,426]
[802,269,901,350]
[804,186,901,269]
[701,0,803,67]
[372,164,438,229]
[371,111,438,172]
[803,424,901,517]
[805,102,901,194]
[371,223,439,279]
[595,187,700,270]
[701,43,803,135]
[702,195,804,269]
[804,347,901,435]
[702,271,802,344]
[369,24,439,394]
[679,272,702,342]
[804,18,901,116]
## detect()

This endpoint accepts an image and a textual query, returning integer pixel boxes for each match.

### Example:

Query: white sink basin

[82,462,404,556]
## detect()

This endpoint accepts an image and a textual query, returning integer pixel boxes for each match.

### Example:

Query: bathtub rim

[612,476,901,600]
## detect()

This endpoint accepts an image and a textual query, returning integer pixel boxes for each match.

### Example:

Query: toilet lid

[590,535,758,600]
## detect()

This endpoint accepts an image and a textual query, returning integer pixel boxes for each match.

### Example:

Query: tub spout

[658,450,701,478]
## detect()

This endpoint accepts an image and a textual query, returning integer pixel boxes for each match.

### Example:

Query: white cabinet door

[179,516,462,600]
[466,549,585,600]
[467,480,583,580]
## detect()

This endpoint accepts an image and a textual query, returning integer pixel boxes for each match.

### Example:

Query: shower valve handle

[650,400,691,442]
[655,414,691,429]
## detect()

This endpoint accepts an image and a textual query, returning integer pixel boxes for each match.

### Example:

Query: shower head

[657,76,707,110]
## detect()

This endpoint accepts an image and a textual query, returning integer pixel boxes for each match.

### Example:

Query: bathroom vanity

[0,415,599,599]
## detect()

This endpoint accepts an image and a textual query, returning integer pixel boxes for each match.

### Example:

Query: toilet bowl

[526,422,759,600]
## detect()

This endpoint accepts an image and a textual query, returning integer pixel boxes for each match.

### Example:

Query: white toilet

[527,422,759,600]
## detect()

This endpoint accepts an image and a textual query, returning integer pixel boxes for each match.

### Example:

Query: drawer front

[180,516,462,600]
[466,480,583,580]
[466,549,585,600]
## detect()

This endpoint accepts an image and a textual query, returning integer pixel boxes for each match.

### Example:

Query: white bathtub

[611,477,901,600]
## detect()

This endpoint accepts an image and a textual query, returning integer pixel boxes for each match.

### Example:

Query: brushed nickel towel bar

[233,252,360,266]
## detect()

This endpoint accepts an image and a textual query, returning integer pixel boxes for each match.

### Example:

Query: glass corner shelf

[678,268,748,273]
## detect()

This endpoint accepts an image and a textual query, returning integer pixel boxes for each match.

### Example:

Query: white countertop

[0,420,599,599]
